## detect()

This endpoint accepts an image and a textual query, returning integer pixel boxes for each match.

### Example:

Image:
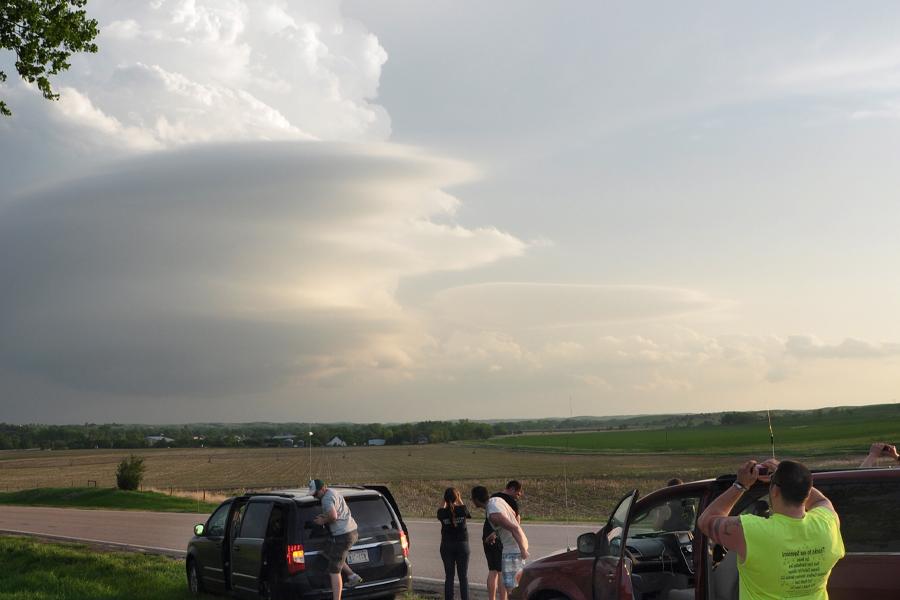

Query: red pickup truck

[512,467,900,600]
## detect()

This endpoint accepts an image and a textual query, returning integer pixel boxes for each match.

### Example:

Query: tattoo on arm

[710,517,723,545]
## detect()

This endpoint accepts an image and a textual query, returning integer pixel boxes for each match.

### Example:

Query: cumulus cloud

[0,0,390,193]
[785,335,900,359]
[0,142,526,399]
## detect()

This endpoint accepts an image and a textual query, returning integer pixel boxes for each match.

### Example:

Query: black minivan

[186,486,411,600]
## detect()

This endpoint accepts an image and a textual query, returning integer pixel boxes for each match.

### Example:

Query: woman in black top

[437,487,472,600]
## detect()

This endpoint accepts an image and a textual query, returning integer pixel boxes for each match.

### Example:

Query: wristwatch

[732,481,748,492]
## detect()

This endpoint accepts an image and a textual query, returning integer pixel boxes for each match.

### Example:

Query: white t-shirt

[486,496,520,553]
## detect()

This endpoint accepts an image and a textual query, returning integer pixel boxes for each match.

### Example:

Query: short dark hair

[505,480,522,492]
[471,486,489,503]
[771,460,812,505]
[667,478,683,487]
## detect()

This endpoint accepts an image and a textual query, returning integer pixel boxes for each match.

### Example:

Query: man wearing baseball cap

[310,479,363,600]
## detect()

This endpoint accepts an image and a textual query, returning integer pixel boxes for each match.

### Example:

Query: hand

[758,458,779,482]
[737,460,759,488]
[485,532,497,544]
[520,547,529,560]
[313,514,326,526]
[879,443,899,460]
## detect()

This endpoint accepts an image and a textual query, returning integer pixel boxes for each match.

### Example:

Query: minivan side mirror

[577,532,596,555]
[194,524,205,536]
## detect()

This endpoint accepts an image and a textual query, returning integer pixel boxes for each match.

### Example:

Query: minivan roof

[239,485,383,502]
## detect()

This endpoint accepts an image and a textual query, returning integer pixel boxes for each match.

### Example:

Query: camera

[755,464,769,476]
[881,444,898,457]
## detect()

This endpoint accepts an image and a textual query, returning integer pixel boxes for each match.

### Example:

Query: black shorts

[483,541,502,572]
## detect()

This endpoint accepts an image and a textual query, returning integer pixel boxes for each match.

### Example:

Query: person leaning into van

[438,487,473,600]
[698,459,845,600]
[310,479,364,600]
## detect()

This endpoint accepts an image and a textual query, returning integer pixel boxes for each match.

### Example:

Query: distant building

[368,438,386,446]
[145,435,174,446]
[326,436,347,447]
[417,435,429,445]
[270,434,298,447]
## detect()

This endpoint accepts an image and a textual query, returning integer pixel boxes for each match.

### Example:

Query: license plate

[347,549,369,565]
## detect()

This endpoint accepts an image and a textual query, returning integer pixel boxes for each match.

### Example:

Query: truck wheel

[187,559,204,596]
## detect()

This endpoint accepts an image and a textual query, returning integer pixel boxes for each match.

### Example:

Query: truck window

[817,480,900,552]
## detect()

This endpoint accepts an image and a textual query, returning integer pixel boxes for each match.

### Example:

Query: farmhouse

[326,436,347,447]
[368,438,386,446]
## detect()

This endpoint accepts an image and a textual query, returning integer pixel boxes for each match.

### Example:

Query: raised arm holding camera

[860,442,899,468]
[697,458,844,599]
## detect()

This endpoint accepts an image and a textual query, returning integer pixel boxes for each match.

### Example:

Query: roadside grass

[0,487,218,513]
[0,535,206,600]
[0,535,431,600]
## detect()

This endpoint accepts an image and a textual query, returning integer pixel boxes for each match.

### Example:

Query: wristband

[732,481,748,492]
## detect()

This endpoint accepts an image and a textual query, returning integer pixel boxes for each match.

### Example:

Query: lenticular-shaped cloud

[0,142,526,396]
[429,283,724,330]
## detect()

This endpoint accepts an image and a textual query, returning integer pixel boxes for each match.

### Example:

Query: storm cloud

[0,142,525,399]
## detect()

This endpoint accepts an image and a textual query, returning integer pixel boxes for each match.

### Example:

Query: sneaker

[346,574,363,587]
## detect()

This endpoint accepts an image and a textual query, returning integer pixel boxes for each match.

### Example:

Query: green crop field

[485,404,900,455]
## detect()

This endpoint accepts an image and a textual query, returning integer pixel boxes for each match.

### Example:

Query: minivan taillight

[286,544,305,574]
[399,530,409,558]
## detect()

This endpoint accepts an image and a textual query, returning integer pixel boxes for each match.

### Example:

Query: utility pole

[308,429,314,483]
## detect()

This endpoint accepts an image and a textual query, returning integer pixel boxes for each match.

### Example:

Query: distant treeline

[0,420,501,450]
[0,416,666,450]
[1,404,887,451]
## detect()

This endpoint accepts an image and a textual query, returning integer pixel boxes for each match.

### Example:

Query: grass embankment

[487,404,900,454]
[0,487,218,513]
[0,535,204,600]
[0,535,430,600]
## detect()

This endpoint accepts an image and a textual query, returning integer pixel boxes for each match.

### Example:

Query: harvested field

[0,445,864,520]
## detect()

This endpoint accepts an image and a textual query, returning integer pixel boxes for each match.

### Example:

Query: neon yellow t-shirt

[737,506,845,600]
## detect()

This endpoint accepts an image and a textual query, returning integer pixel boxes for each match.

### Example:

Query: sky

[1,1,899,424]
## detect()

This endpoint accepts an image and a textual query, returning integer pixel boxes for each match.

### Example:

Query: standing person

[491,480,523,522]
[310,479,363,600]
[438,487,472,600]
[698,459,844,599]
[471,486,502,600]
[487,487,529,599]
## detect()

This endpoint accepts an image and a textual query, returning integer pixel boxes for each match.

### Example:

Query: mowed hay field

[0,444,867,521]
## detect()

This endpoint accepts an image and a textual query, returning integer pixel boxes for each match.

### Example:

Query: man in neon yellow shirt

[697,459,844,599]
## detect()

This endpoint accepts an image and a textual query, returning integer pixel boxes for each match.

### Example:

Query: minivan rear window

[817,480,900,552]
[347,497,396,533]
[297,495,396,542]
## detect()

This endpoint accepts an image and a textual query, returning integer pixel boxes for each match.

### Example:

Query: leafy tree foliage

[115,454,145,491]
[1,0,99,116]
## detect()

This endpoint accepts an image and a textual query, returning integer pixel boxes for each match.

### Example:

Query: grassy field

[0,487,219,513]
[0,442,870,521]
[487,404,900,454]
[0,535,207,600]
